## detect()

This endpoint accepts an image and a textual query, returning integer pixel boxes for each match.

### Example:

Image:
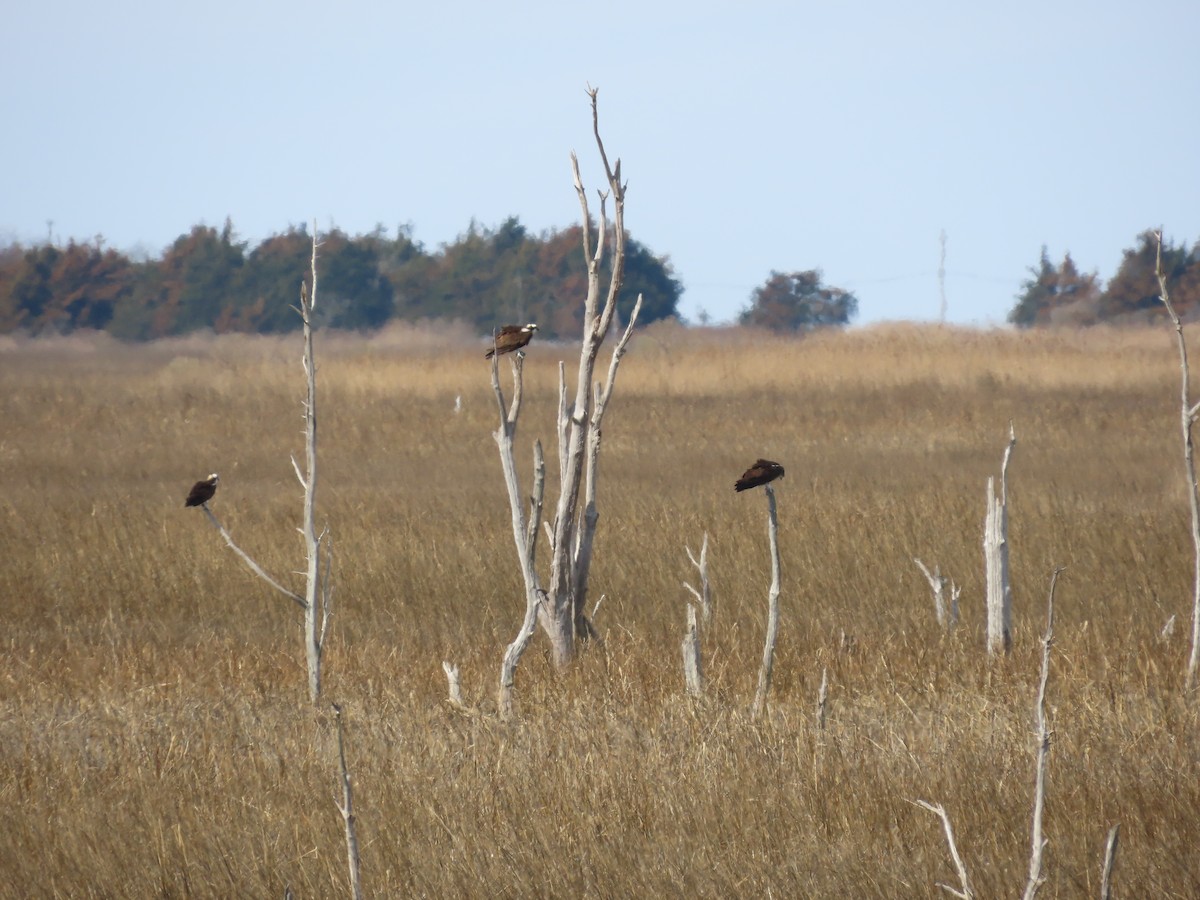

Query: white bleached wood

[490,350,545,721]
[1154,229,1200,688]
[683,532,713,626]
[1022,566,1063,900]
[681,604,703,697]
[984,423,1016,655]
[1100,823,1120,900]
[299,227,328,704]
[914,558,955,629]
[200,506,306,609]
[752,485,782,720]
[914,800,975,900]
[331,704,363,900]
[442,660,469,712]
[487,89,639,697]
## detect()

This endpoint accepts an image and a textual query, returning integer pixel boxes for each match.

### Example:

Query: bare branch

[914,557,950,628]
[489,334,544,719]
[571,294,644,631]
[200,506,306,609]
[913,800,975,900]
[683,531,712,626]
[290,454,307,491]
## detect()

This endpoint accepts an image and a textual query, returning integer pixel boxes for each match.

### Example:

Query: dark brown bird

[485,323,539,359]
[735,459,785,492]
[184,473,219,508]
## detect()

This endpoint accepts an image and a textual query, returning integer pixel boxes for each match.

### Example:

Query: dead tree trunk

[489,88,641,703]
[984,423,1016,656]
[296,228,331,704]
[681,603,704,697]
[1155,229,1200,689]
[752,485,782,720]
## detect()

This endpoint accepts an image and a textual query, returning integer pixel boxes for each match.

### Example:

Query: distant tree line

[1010,229,1200,327]
[0,216,682,340]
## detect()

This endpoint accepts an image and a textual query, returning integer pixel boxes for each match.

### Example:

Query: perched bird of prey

[486,323,539,359]
[735,459,785,492]
[185,474,220,508]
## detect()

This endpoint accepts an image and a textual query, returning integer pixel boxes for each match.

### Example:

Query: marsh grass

[1,323,1198,897]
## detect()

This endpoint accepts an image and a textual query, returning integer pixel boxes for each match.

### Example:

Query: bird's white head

[209,473,220,484]
[524,323,539,333]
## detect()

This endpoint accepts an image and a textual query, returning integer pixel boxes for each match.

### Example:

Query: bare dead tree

[331,704,363,900]
[294,229,332,704]
[489,88,643,717]
[1155,229,1200,689]
[984,422,1016,655]
[684,532,713,626]
[752,485,783,720]
[197,228,331,703]
[1023,566,1063,900]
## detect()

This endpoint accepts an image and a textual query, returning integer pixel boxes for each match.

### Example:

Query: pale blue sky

[3,1,1197,326]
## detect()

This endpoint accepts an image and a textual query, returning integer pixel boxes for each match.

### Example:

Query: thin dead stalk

[1023,565,1064,900]
[331,704,363,900]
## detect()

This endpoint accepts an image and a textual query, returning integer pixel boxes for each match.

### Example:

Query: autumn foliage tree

[1011,230,1200,327]
[739,269,858,333]
[0,217,679,338]
[0,240,135,334]
[1009,248,1101,327]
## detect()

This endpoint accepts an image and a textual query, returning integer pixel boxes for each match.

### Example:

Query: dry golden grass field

[1,322,1198,898]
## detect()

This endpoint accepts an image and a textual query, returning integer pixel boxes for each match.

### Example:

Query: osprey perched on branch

[185,474,219,508]
[486,323,539,359]
[735,459,785,492]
